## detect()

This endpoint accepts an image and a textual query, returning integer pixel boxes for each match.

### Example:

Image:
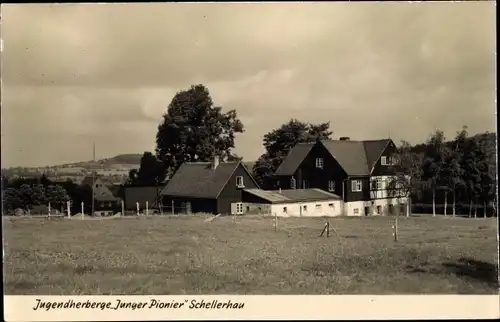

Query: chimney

[339,137,350,141]
[211,156,220,170]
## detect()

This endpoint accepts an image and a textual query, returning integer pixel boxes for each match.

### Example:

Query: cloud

[1,2,496,167]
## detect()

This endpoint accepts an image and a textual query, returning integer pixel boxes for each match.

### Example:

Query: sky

[1,2,496,168]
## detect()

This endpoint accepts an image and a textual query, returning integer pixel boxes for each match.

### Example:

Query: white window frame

[315,158,324,169]
[351,180,362,192]
[236,202,243,214]
[236,176,244,188]
[328,180,335,192]
[376,178,383,190]
[290,177,296,189]
[381,156,388,166]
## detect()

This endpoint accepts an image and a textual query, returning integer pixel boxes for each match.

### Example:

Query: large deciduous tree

[155,84,244,179]
[128,152,163,186]
[252,119,332,188]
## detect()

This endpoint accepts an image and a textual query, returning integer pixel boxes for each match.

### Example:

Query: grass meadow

[3,214,499,294]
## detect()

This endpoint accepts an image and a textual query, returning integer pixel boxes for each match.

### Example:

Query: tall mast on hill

[91,142,96,216]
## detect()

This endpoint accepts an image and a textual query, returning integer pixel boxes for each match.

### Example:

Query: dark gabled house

[81,176,121,213]
[274,137,408,216]
[159,156,260,215]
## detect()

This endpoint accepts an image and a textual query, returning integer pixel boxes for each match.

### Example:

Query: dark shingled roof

[244,188,341,204]
[274,143,315,176]
[274,138,392,177]
[363,139,391,172]
[160,161,254,199]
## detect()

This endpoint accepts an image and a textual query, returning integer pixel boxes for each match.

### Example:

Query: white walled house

[234,188,343,217]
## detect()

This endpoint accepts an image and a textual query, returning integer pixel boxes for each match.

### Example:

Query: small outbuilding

[239,188,343,217]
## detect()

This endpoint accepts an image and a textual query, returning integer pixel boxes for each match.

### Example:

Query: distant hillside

[70,154,144,168]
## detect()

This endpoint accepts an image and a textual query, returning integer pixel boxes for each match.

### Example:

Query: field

[3,215,498,295]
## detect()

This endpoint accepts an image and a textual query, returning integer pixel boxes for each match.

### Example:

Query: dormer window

[381,156,388,166]
[315,158,324,169]
[328,180,335,192]
[290,177,296,189]
[236,176,244,188]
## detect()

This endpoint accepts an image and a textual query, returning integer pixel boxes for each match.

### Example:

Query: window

[381,156,388,166]
[303,205,308,212]
[376,205,382,214]
[290,177,296,189]
[236,176,244,188]
[316,204,322,210]
[328,203,335,208]
[316,158,324,169]
[351,180,362,192]
[353,208,359,215]
[376,178,383,190]
[283,207,287,213]
[236,202,243,214]
[328,180,335,192]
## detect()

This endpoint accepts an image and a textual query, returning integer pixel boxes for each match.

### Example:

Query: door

[364,206,370,216]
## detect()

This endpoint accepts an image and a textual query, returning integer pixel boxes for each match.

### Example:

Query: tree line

[396,127,496,217]
[1,175,92,215]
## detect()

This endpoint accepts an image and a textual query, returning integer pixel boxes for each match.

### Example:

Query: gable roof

[244,188,341,204]
[160,161,259,199]
[273,138,393,177]
[363,139,391,172]
[81,176,119,202]
[274,143,315,176]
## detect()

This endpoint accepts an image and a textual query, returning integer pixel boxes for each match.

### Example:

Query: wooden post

[136,202,140,216]
[121,200,125,217]
[48,202,51,218]
[146,201,149,216]
[171,200,174,215]
[393,214,399,242]
[66,201,71,218]
[81,202,84,219]
[326,221,330,238]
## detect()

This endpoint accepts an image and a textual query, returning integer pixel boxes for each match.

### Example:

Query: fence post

[121,200,125,217]
[146,201,149,216]
[274,213,278,231]
[66,201,71,218]
[171,200,174,215]
[326,221,330,238]
[81,202,84,219]
[136,202,140,216]
[48,202,51,218]
[393,214,399,242]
